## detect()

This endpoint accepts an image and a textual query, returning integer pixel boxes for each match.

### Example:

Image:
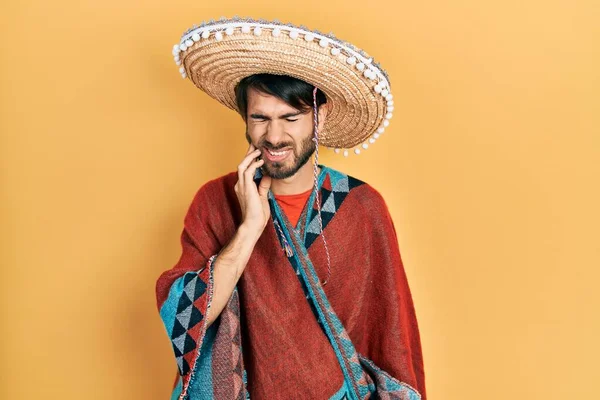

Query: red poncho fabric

[155,165,426,399]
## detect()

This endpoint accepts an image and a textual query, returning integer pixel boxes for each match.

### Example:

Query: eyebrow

[249,110,305,120]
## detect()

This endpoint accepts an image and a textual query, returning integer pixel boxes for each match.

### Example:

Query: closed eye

[286,118,299,122]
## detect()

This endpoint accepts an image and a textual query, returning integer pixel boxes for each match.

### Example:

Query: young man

[156,18,426,400]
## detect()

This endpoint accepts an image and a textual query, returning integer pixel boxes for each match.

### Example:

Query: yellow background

[1,1,598,399]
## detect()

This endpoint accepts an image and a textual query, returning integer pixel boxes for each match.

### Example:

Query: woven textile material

[155,165,426,399]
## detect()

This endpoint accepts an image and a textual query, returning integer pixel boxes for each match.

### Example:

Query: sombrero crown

[173,17,395,156]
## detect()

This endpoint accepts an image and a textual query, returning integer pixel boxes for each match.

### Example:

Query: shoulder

[192,171,237,202]
[185,171,238,224]
[326,168,398,239]
[324,165,389,211]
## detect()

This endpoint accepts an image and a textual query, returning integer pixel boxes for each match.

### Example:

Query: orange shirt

[274,188,313,227]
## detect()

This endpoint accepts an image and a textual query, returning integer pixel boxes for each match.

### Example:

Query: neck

[270,159,321,196]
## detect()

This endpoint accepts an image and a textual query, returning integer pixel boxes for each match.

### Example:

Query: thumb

[258,175,272,198]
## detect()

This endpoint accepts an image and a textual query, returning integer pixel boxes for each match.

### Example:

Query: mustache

[259,141,295,151]
[245,132,294,151]
[263,143,294,150]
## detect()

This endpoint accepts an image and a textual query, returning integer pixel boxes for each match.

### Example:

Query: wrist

[238,223,263,244]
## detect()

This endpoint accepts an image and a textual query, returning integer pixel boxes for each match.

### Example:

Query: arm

[155,144,271,399]
[381,197,427,399]
[206,143,272,326]
[358,185,427,399]
[204,224,261,327]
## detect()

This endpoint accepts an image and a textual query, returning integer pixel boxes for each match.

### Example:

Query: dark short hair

[235,74,327,120]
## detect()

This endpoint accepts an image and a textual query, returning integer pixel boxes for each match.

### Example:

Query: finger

[244,158,264,176]
[243,159,265,188]
[238,149,262,186]
[246,143,255,155]
[239,149,262,175]
[258,175,272,198]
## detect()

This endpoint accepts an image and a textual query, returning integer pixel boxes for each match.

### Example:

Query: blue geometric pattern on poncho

[358,355,423,399]
[170,272,206,376]
[305,171,364,249]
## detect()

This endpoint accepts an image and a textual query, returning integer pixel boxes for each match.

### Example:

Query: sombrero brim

[172,18,395,153]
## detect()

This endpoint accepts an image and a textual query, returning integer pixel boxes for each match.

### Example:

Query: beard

[246,131,316,179]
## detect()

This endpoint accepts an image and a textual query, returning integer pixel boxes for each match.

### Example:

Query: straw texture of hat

[172,17,395,155]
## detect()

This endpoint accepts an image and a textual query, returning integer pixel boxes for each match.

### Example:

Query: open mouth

[263,148,292,162]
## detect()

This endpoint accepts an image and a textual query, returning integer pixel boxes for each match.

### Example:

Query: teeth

[268,149,288,156]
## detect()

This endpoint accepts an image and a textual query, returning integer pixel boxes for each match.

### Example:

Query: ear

[317,102,330,133]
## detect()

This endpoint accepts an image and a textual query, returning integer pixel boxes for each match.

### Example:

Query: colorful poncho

[155,165,426,399]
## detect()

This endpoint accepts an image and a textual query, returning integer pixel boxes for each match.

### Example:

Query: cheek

[293,119,314,138]
[246,124,266,142]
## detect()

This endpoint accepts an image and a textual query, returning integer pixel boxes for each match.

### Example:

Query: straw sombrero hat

[172,17,395,156]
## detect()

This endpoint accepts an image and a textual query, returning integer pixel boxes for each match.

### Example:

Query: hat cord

[312,87,332,286]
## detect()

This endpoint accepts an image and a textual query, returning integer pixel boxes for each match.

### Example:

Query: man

[156,17,426,400]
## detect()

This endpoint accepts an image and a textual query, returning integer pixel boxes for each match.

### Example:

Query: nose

[264,120,287,147]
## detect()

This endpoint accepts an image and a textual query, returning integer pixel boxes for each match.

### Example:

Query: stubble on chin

[245,128,316,180]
